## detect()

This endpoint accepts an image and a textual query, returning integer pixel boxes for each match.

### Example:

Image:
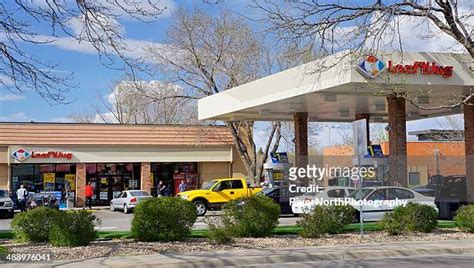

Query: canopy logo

[358,55,454,79]
[11,148,31,162]
[357,55,386,79]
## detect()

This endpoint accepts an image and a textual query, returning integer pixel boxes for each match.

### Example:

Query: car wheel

[110,203,115,212]
[193,200,207,216]
[124,204,129,214]
[7,211,14,219]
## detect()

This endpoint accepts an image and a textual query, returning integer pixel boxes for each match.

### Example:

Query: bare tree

[1,0,167,103]
[145,9,281,184]
[70,80,197,124]
[253,0,473,107]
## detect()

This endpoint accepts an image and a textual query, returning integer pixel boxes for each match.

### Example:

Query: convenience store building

[0,122,246,206]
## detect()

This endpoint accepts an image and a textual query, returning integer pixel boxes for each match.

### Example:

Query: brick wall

[387,96,407,187]
[76,163,86,207]
[140,162,152,193]
[464,104,474,203]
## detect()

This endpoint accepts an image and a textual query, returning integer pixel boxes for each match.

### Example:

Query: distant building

[323,130,465,187]
[409,129,463,142]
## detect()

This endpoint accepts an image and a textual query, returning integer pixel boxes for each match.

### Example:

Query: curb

[126,245,474,268]
[4,240,474,267]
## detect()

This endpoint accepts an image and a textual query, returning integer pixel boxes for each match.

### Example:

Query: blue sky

[0,0,467,148]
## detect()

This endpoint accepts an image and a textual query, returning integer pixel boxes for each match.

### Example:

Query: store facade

[0,123,246,207]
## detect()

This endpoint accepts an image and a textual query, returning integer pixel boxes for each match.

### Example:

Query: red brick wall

[387,96,407,187]
[294,112,308,169]
[76,163,86,207]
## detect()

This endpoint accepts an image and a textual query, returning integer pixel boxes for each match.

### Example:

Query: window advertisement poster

[65,174,76,190]
[43,173,55,191]
[99,191,108,200]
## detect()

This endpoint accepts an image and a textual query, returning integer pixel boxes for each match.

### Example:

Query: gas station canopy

[198,50,473,122]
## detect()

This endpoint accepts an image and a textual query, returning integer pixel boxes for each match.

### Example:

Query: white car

[0,190,14,218]
[351,186,438,221]
[291,187,356,215]
[110,190,152,214]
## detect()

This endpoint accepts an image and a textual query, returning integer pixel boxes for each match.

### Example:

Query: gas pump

[352,144,388,187]
[263,152,290,188]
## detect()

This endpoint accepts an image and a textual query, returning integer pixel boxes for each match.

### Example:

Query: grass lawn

[97,220,456,239]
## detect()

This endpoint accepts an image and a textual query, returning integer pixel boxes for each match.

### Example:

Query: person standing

[16,185,28,212]
[157,181,166,197]
[83,182,93,210]
[178,180,187,193]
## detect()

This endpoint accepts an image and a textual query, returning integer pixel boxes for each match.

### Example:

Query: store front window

[11,164,76,193]
[11,164,77,207]
[151,163,198,196]
[86,163,141,205]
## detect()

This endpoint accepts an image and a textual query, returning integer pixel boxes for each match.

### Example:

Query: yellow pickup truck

[177,178,262,216]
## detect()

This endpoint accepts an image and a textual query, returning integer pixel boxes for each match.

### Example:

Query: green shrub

[131,197,197,241]
[11,207,60,242]
[298,205,356,238]
[220,195,280,237]
[206,220,234,244]
[381,203,438,235]
[0,245,9,254]
[49,210,98,247]
[380,207,406,235]
[454,205,474,233]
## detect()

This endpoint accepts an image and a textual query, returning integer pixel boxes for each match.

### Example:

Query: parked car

[258,186,294,215]
[413,175,467,220]
[350,186,438,221]
[291,186,356,215]
[26,192,59,210]
[110,190,152,214]
[0,190,14,218]
[177,178,262,216]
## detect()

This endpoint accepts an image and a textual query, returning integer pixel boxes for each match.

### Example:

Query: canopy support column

[387,96,407,187]
[294,112,308,172]
[464,104,474,203]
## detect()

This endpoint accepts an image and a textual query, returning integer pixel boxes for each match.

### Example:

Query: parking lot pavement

[0,210,300,232]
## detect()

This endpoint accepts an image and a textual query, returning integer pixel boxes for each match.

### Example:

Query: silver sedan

[110,190,152,214]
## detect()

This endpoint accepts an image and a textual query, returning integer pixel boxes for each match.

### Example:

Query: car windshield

[201,180,217,190]
[130,191,150,197]
[0,190,7,198]
[260,188,275,196]
[350,189,373,200]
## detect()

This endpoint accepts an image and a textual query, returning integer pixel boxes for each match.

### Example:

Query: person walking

[83,182,93,210]
[178,180,187,193]
[16,185,28,212]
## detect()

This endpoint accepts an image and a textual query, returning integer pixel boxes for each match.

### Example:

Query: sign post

[353,119,367,238]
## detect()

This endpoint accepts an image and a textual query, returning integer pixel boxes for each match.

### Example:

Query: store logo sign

[11,148,73,161]
[11,148,32,162]
[357,55,386,79]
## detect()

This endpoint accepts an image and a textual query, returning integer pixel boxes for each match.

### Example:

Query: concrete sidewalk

[3,239,474,267]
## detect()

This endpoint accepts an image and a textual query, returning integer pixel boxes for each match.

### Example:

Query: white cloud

[0,94,25,102]
[0,75,14,86]
[0,112,30,121]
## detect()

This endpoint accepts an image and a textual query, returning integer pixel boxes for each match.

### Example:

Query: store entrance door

[96,175,124,205]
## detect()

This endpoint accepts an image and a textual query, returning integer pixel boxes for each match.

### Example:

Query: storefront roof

[0,122,234,146]
[198,50,474,122]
